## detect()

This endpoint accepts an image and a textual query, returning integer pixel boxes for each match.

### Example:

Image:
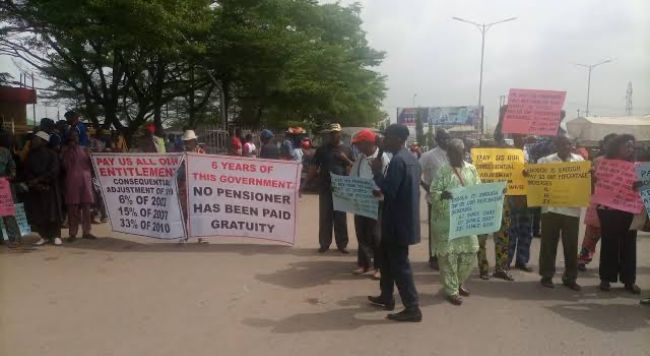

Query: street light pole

[574,59,612,117]
[452,16,517,134]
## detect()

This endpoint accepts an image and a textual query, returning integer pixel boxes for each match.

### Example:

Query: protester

[597,134,641,294]
[39,118,62,151]
[409,143,421,159]
[61,130,96,242]
[259,129,280,159]
[307,123,353,254]
[368,124,422,322]
[23,131,63,246]
[418,128,451,270]
[64,110,89,147]
[538,134,583,290]
[282,127,306,161]
[140,123,166,153]
[178,130,207,244]
[578,133,617,271]
[229,128,243,156]
[430,139,480,305]
[89,128,110,153]
[350,129,390,279]
[508,134,533,272]
[111,130,129,152]
[243,133,257,157]
[0,131,20,247]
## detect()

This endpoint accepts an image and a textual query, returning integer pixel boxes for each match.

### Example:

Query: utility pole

[31,73,36,127]
[452,16,517,134]
[573,59,613,117]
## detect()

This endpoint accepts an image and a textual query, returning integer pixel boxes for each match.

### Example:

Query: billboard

[397,106,482,128]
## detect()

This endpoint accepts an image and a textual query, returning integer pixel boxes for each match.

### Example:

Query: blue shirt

[374,148,421,246]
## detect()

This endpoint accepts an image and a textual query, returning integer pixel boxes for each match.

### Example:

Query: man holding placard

[537,134,583,291]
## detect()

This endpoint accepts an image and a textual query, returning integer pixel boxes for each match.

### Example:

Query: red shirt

[230,136,242,155]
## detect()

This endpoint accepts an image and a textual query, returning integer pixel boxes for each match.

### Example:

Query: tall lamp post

[452,16,517,133]
[573,59,612,117]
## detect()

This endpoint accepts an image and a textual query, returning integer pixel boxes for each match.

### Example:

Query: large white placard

[92,153,186,239]
[186,154,301,245]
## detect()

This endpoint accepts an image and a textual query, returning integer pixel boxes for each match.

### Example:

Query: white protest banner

[91,153,186,239]
[449,182,506,239]
[330,173,378,220]
[186,153,301,245]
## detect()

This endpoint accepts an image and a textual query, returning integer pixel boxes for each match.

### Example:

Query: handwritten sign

[502,89,567,136]
[92,153,186,239]
[592,159,643,214]
[0,203,31,240]
[525,161,592,207]
[449,182,506,239]
[186,154,301,245]
[0,178,15,216]
[471,148,526,195]
[331,174,378,220]
[635,163,650,219]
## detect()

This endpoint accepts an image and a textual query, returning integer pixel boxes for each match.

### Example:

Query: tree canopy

[0,0,387,134]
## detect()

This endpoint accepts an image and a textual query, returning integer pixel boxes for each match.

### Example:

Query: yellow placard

[525,161,592,207]
[471,148,527,195]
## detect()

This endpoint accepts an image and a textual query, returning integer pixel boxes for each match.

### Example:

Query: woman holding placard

[597,134,641,294]
[430,139,480,306]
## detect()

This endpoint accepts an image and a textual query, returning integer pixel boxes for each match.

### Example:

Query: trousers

[477,234,489,275]
[508,208,533,266]
[354,215,381,269]
[379,241,419,308]
[493,202,511,272]
[598,209,636,284]
[318,191,349,249]
[539,212,579,283]
[439,252,476,296]
[68,204,92,237]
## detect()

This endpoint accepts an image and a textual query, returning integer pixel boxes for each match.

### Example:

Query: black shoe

[540,278,555,288]
[625,284,641,295]
[493,270,514,281]
[458,286,470,297]
[514,263,533,272]
[446,295,463,305]
[577,263,587,272]
[337,247,349,254]
[368,296,395,311]
[317,247,328,253]
[429,257,439,271]
[562,280,581,291]
[599,281,611,291]
[386,307,422,322]
[67,236,77,243]
[82,233,97,240]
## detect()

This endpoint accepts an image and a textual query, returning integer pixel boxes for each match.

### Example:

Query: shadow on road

[546,303,650,331]
[242,294,442,333]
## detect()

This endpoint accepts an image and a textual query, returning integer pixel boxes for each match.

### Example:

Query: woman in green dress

[430,139,480,305]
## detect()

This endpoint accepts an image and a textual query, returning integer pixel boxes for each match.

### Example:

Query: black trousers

[598,209,637,284]
[379,241,419,308]
[354,215,380,269]
[319,191,348,249]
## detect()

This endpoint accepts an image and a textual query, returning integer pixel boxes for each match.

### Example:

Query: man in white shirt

[538,134,583,291]
[418,128,450,269]
[350,129,390,279]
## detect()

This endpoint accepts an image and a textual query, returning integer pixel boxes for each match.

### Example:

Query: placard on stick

[502,89,566,136]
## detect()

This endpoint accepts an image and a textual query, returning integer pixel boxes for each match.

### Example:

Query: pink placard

[592,159,643,214]
[0,178,15,216]
[502,88,567,136]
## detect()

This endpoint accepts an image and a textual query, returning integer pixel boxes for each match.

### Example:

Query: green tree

[415,109,424,145]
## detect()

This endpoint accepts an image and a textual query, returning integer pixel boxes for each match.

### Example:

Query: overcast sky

[329,0,650,128]
[2,0,649,129]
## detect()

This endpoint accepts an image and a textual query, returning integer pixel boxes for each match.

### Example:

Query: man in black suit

[368,124,422,322]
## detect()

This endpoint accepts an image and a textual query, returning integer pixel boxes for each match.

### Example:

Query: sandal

[446,294,463,306]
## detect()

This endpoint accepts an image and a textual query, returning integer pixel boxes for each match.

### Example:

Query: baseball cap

[352,129,376,144]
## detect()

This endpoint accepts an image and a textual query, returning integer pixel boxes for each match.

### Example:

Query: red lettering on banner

[192,172,217,181]
[218,175,294,189]
[220,161,257,172]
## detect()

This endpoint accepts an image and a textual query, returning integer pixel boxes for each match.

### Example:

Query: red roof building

[0,86,37,131]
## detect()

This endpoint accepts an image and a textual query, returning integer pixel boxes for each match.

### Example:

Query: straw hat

[182,130,198,141]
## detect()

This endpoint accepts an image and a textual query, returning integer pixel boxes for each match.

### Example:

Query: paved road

[1,194,649,356]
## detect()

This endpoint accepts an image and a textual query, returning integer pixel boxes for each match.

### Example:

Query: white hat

[34,131,50,142]
[182,130,198,141]
[320,123,342,133]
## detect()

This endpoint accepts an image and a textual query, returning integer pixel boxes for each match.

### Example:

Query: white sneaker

[53,237,63,246]
[33,238,46,246]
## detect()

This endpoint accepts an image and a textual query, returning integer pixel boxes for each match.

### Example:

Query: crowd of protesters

[2,113,648,319]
